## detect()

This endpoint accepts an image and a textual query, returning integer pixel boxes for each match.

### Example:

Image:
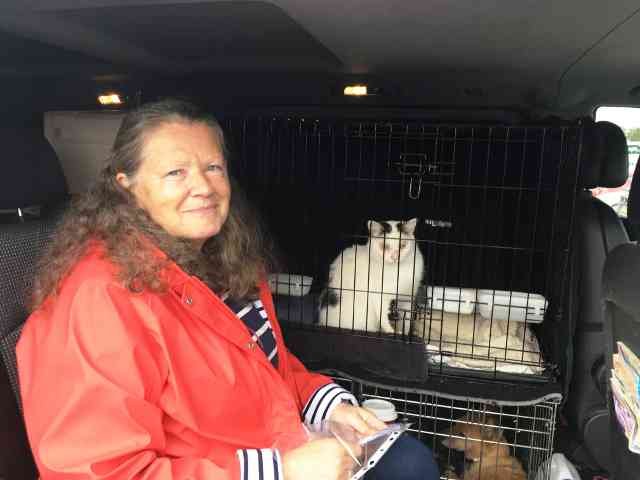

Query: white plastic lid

[362,399,398,422]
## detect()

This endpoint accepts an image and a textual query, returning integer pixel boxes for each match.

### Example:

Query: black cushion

[0,215,62,339]
[580,121,629,189]
[0,213,63,480]
[0,128,68,210]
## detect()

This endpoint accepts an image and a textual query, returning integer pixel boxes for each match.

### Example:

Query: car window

[593,106,640,218]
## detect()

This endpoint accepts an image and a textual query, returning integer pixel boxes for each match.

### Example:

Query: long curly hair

[31,98,273,309]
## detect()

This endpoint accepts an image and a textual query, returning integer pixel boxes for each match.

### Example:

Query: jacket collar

[151,246,278,370]
[88,238,277,369]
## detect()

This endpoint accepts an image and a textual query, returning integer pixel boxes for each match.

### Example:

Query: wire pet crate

[224,114,582,384]
[331,373,559,480]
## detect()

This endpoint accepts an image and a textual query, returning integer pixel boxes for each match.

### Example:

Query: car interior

[2,2,640,479]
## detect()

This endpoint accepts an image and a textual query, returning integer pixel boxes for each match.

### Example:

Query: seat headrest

[0,129,68,210]
[580,121,629,189]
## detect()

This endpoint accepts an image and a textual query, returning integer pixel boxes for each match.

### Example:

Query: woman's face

[118,121,231,248]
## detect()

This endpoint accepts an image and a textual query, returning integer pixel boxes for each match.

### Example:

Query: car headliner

[1,0,640,115]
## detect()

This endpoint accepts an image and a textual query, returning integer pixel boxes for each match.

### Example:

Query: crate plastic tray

[477,290,547,323]
[425,286,476,315]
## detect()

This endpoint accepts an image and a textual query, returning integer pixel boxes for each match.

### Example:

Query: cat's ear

[368,220,382,235]
[402,218,418,233]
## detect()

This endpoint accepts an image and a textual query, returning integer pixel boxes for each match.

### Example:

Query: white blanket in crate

[425,342,544,375]
[415,309,545,375]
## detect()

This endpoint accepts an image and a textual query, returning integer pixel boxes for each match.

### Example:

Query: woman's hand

[328,403,387,436]
[282,437,361,480]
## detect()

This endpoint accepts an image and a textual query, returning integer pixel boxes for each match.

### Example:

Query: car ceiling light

[344,85,368,96]
[98,93,123,105]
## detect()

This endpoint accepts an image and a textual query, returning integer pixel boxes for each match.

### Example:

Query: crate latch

[397,153,438,200]
[407,176,422,200]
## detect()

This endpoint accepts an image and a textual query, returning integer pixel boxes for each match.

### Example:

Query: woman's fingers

[358,407,387,431]
[350,411,376,435]
[329,403,387,435]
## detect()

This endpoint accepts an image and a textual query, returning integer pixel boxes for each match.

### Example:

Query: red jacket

[17,245,351,479]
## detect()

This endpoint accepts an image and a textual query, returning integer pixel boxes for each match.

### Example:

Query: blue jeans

[364,434,439,480]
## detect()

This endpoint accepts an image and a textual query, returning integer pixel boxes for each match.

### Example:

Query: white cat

[318,218,424,334]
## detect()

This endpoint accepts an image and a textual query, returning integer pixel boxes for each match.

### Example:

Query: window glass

[593,106,640,217]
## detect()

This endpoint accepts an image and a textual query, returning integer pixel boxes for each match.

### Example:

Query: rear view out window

[593,106,640,217]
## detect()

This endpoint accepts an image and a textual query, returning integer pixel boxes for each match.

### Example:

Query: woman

[17,99,439,480]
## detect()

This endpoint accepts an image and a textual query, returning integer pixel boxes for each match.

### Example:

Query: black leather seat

[600,129,640,479]
[0,128,67,479]
[0,216,63,479]
[564,120,630,471]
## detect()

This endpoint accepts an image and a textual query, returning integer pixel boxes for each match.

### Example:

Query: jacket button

[184,297,193,305]
[247,341,256,350]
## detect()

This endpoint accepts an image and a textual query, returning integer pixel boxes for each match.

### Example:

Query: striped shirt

[224,295,357,480]
[224,296,279,367]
